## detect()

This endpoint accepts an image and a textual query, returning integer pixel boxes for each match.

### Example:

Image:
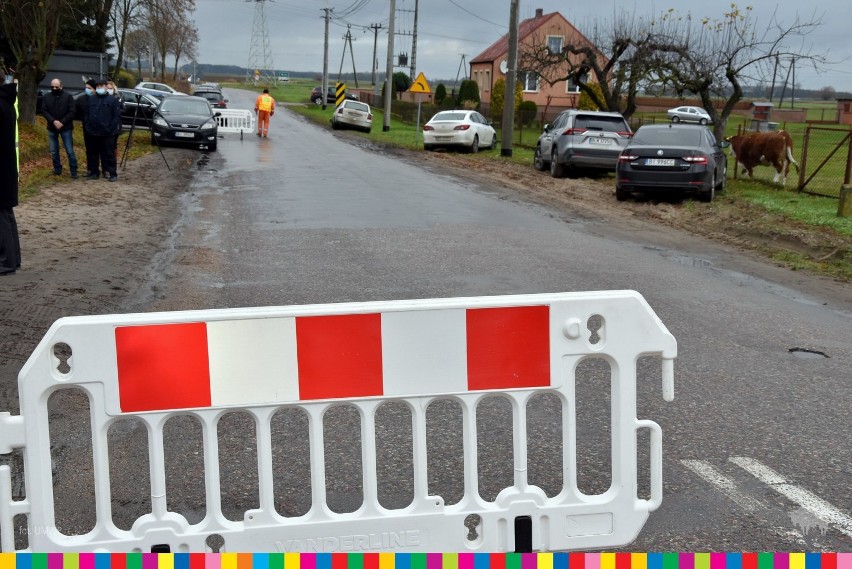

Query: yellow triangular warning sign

[409,72,432,94]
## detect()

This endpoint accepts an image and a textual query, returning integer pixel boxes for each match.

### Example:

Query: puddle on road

[788,347,830,359]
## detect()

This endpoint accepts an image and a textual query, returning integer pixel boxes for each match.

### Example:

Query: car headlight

[153,117,167,127]
[202,119,217,129]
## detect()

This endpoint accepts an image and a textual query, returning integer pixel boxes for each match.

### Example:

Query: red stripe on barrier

[466,306,550,391]
[116,323,212,412]
[296,313,384,400]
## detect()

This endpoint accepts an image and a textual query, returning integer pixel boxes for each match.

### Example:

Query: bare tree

[142,0,194,82]
[110,0,144,77]
[650,5,825,139]
[170,9,198,80]
[124,27,150,81]
[0,0,64,123]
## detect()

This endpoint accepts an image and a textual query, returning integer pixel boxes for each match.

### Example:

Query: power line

[447,0,506,28]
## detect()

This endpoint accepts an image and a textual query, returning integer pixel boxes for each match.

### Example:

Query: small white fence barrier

[215,109,255,139]
[0,291,676,552]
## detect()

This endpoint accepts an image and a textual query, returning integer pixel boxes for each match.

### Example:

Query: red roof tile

[471,12,561,64]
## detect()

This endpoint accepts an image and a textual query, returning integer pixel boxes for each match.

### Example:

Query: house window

[485,70,490,92]
[519,71,539,92]
[547,35,563,54]
[565,73,587,93]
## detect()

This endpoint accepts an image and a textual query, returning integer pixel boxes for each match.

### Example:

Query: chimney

[535,8,543,18]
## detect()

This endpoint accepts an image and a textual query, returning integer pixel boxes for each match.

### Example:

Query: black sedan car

[310,86,358,105]
[615,123,729,202]
[192,88,228,109]
[150,95,219,151]
[117,88,161,129]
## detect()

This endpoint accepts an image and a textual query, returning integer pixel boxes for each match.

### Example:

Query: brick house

[470,8,602,118]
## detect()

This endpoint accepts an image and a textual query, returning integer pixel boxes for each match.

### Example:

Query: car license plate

[175,132,195,138]
[588,137,612,145]
[646,158,675,166]
[436,136,452,141]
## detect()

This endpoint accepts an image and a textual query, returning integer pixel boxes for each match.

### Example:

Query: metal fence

[798,126,852,198]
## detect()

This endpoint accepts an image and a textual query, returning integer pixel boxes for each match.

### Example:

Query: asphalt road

[6,88,851,552]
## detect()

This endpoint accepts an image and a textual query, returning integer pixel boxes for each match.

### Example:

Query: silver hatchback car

[534,110,632,177]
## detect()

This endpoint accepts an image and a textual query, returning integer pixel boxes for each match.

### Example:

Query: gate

[798,126,852,198]
[0,292,676,553]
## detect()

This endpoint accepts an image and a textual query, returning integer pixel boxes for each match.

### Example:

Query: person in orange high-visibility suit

[254,88,275,137]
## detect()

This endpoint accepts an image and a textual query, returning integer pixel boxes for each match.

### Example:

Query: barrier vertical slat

[202,413,225,526]
[565,359,579,499]
[512,396,528,490]
[360,402,380,514]
[411,401,428,504]
[308,407,329,517]
[148,417,168,518]
[254,408,276,517]
[461,398,480,505]
[89,393,115,532]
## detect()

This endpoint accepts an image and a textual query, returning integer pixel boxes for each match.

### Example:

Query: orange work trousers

[257,110,272,136]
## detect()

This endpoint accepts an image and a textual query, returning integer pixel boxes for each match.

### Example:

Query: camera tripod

[121,92,170,170]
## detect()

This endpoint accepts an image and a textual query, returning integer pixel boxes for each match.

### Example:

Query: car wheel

[150,132,156,146]
[469,135,479,154]
[312,96,323,106]
[550,149,565,178]
[717,165,727,192]
[207,142,217,152]
[616,185,629,201]
[700,118,708,125]
[672,116,681,123]
[331,119,339,130]
[533,146,546,171]
[701,174,716,202]
[365,127,372,134]
[489,131,497,149]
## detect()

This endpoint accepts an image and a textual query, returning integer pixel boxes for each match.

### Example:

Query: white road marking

[681,459,765,513]
[730,456,852,538]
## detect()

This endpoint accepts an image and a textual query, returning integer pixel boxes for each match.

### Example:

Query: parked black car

[116,88,161,129]
[192,88,228,109]
[615,123,729,202]
[150,95,219,151]
[310,86,358,105]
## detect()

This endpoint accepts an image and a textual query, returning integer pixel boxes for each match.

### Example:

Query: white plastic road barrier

[0,291,676,553]
[215,109,255,138]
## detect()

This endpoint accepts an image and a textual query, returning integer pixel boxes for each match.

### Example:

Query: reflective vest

[257,94,274,112]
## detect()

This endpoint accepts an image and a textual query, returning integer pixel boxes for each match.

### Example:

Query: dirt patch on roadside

[384,146,851,282]
[0,149,198,411]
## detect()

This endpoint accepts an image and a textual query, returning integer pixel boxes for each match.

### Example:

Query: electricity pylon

[246,0,276,84]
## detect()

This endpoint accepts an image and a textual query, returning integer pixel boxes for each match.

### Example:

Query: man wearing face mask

[77,78,99,178]
[42,78,79,178]
[107,79,123,156]
[83,77,122,182]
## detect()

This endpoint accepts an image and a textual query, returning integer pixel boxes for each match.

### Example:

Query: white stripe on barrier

[0,291,676,552]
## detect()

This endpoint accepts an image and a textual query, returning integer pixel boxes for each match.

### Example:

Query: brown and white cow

[727,130,800,186]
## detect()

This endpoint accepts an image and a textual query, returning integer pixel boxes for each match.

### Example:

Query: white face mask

[107,88,114,95]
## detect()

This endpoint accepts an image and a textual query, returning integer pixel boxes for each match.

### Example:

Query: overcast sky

[192,0,852,92]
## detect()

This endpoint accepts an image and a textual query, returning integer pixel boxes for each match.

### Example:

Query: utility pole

[369,23,383,91]
[501,0,520,158]
[383,0,395,131]
[348,27,359,88]
[410,0,419,80]
[338,29,348,82]
[322,7,332,110]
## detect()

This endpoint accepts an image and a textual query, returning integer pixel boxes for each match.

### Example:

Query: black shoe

[108,175,118,182]
[53,170,61,176]
[85,173,100,180]
[71,173,78,179]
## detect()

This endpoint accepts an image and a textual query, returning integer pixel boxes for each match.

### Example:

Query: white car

[134,81,186,100]
[423,110,497,153]
[667,105,712,125]
[331,99,373,133]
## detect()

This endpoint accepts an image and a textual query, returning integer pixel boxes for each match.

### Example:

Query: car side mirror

[224,99,229,103]
[214,112,222,117]
[719,140,731,149]
[543,123,550,132]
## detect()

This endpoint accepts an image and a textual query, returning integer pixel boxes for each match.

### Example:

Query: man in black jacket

[0,80,20,275]
[83,77,122,182]
[42,78,79,178]
[77,78,99,177]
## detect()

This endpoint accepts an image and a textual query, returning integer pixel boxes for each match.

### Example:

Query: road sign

[335,82,346,107]
[409,72,432,94]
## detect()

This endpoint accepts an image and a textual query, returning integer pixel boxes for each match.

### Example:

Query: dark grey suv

[534,110,632,177]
